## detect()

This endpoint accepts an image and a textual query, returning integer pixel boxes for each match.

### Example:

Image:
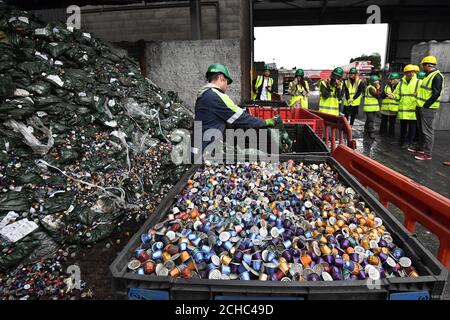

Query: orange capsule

[326,227,335,235]
[337,220,345,228]
[342,254,350,261]
[190,210,199,219]
[169,267,181,278]
[359,218,367,226]
[180,251,191,263]
[181,267,193,279]
[187,260,197,271]
[331,248,339,255]
[300,254,312,267]
[352,263,360,276]
[346,247,355,254]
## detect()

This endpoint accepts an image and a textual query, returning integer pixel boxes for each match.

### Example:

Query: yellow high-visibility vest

[289,81,309,109]
[319,80,339,116]
[345,79,362,107]
[381,84,399,113]
[364,85,380,112]
[417,70,444,109]
[252,76,274,100]
[394,76,419,120]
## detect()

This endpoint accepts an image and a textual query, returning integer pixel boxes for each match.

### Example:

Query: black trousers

[400,120,417,146]
[379,114,397,136]
[343,105,358,125]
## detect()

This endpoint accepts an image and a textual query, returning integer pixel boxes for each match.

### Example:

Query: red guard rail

[310,110,356,151]
[333,145,450,268]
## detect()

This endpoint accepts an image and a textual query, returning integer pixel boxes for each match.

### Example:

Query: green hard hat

[264,65,271,71]
[388,72,402,80]
[206,63,233,84]
[417,72,426,80]
[349,67,358,74]
[295,69,305,77]
[369,75,380,84]
[332,67,344,78]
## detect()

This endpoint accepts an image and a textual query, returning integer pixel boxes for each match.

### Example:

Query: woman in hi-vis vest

[252,65,274,101]
[288,69,310,109]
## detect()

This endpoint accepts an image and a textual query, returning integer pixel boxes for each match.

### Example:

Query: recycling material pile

[128,161,419,282]
[0,5,193,299]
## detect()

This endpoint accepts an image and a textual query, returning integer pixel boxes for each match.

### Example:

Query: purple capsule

[349,253,359,263]
[340,239,351,249]
[378,252,388,262]
[309,251,318,261]
[378,240,388,248]
[296,228,305,236]
[253,252,262,261]
[310,261,316,268]
[308,273,321,282]
[290,248,301,257]
[361,258,369,267]
[332,270,344,281]
[282,250,293,262]
[324,254,335,265]
[230,263,240,274]
[357,270,368,280]
[334,257,344,268]
[284,220,293,229]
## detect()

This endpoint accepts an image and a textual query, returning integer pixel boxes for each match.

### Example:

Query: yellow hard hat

[420,56,438,65]
[403,64,418,73]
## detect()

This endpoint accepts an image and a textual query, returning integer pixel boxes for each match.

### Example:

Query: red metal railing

[310,110,357,151]
[247,107,324,138]
[333,145,450,268]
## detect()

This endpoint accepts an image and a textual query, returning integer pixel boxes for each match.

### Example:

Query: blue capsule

[223,241,233,251]
[152,250,162,260]
[240,272,250,281]
[243,254,252,265]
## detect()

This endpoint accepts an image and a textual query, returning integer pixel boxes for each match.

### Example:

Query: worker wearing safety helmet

[319,67,344,116]
[343,67,365,126]
[288,69,310,109]
[409,56,444,160]
[379,72,401,137]
[192,64,278,161]
[389,65,420,148]
[364,75,382,139]
[252,65,274,101]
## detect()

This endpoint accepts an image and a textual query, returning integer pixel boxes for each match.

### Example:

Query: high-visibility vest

[319,80,340,116]
[364,85,380,112]
[345,79,362,107]
[289,81,309,109]
[395,76,419,120]
[381,84,399,113]
[252,76,274,100]
[417,70,444,109]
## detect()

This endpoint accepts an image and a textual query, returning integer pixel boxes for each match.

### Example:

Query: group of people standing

[252,56,444,161]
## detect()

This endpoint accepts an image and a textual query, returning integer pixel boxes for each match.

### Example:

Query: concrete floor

[283,94,449,298]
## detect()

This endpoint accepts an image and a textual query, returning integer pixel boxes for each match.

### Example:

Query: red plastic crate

[247,107,324,138]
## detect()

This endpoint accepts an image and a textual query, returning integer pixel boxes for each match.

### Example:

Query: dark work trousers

[343,105,358,126]
[416,107,438,155]
[364,112,377,136]
[379,114,397,137]
[399,120,417,146]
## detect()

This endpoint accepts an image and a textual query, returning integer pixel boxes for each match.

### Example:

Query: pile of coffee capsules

[128,161,419,282]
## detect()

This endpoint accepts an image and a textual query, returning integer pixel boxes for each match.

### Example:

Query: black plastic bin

[110,155,448,300]
[228,124,329,158]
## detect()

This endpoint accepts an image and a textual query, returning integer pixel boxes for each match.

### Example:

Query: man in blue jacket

[192,64,277,160]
